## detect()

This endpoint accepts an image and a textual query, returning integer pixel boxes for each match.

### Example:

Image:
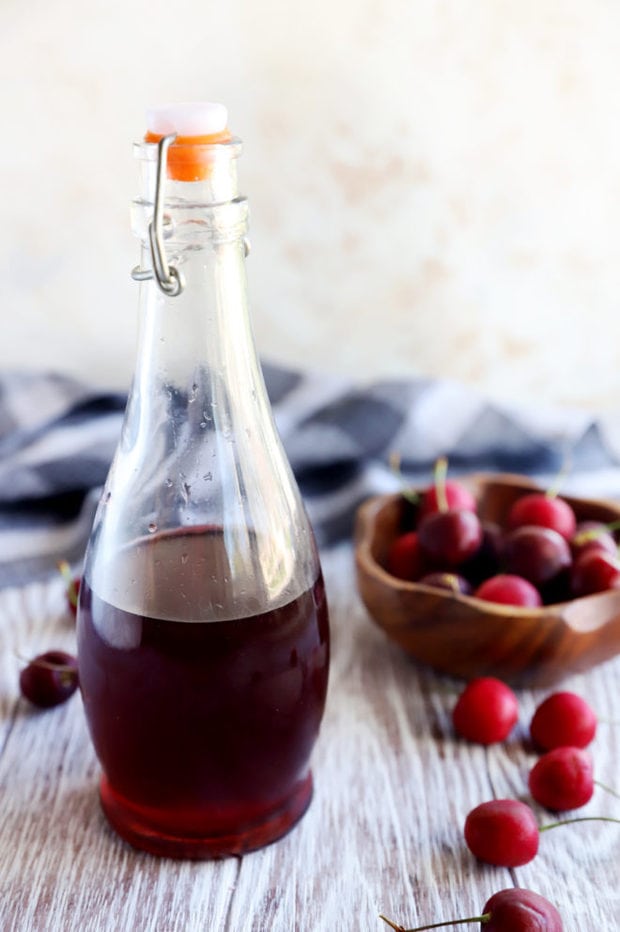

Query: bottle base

[98,773,314,859]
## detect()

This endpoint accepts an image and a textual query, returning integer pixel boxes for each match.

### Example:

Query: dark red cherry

[19,651,79,708]
[504,525,571,587]
[386,531,425,581]
[417,510,483,567]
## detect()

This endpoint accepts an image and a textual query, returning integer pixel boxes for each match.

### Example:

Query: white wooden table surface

[1,543,619,931]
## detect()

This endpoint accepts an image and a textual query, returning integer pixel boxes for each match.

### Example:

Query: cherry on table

[481,888,563,932]
[452,677,519,745]
[465,797,620,868]
[474,574,542,608]
[19,650,79,708]
[380,887,563,930]
[530,692,597,750]
[464,799,540,866]
[528,746,594,811]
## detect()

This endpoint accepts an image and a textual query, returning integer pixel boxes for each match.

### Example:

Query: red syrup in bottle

[77,527,330,859]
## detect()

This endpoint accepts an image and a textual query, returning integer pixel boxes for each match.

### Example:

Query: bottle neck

[132,198,254,398]
[129,137,260,424]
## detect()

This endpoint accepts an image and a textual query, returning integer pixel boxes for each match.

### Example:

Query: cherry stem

[19,654,75,673]
[545,456,571,499]
[379,913,490,931]
[434,456,449,512]
[574,520,620,545]
[57,560,79,608]
[388,452,419,506]
[540,815,620,833]
[594,779,620,800]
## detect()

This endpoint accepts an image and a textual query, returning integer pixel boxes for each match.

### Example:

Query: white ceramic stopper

[146,102,228,136]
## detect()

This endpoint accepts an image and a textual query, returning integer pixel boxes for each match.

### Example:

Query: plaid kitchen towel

[1,363,620,588]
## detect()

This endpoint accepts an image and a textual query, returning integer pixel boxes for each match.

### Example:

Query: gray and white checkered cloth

[2,363,620,588]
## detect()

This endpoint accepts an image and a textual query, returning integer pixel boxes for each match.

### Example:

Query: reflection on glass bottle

[77,103,330,859]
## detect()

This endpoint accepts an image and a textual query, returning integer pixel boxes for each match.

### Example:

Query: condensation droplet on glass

[181,482,191,504]
[189,383,198,403]
[181,553,189,565]
[165,478,173,488]
[200,421,207,429]
[203,472,213,481]
[105,491,112,503]
[148,522,158,534]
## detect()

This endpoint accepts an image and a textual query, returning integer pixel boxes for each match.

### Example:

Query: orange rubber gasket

[144,129,233,181]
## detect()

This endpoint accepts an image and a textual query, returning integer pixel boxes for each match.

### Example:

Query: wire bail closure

[131,134,185,297]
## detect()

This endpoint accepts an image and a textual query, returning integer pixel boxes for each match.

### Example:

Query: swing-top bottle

[77,102,330,859]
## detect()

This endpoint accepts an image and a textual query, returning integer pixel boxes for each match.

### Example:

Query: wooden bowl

[354,473,620,687]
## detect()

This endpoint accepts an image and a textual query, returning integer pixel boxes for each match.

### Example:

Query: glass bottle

[77,103,330,859]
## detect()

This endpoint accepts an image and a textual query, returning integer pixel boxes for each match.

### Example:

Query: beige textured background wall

[1,0,619,408]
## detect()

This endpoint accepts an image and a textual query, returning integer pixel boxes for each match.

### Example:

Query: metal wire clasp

[131,134,185,297]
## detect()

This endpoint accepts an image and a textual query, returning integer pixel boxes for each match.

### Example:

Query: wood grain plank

[0,547,618,931]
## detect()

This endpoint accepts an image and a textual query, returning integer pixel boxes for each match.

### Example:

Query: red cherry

[570,520,618,560]
[474,574,542,608]
[452,677,519,745]
[419,480,477,518]
[465,798,620,869]
[19,651,79,708]
[528,746,594,811]
[380,887,563,931]
[417,509,483,567]
[386,531,425,581]
[570,549,620,597]
[507,492,576,540]
[530,692,597,750]
[464,799,540,866]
